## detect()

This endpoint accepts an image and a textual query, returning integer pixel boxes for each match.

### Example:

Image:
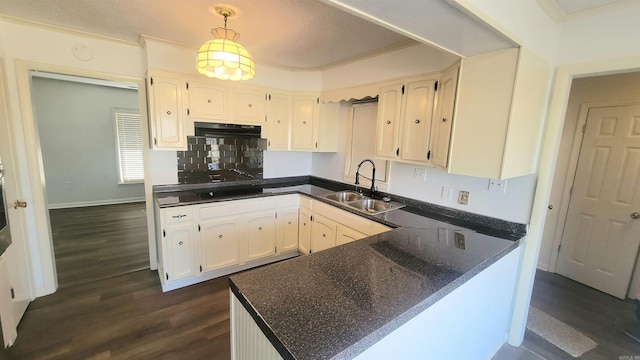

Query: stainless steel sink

[323,191,405,215]
[324,191,364,203]
[347,199,405,215]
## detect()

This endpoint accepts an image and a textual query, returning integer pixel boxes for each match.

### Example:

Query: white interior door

[556,104,640,299]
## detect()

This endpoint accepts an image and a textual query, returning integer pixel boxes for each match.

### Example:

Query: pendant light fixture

[196,6,255,81]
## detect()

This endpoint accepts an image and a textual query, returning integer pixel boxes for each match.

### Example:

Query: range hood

[194,122,261,137]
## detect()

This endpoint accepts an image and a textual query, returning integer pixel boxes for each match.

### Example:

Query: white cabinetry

[448,48,551,179]
[375,76,439,165]
[278,207,300,253]
[199,215,240,273]
[430,63,459,168]
[233,86,267,126]
[336,226,368,246]
[298,207,312,255]
[158,206,197,283]
[266,91,292,150]
[244,210,277,262]
[188,80,228,122]
[291,94,319,151]
[310,214,337,253]
[147,72,188,150]
[0,255,16,347]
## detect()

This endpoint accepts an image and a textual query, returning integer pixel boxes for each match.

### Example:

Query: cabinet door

[291,95,318,150]
[267,91,291,150]
[298,207,312,254]
[189,81,228,121]
[245,210,277,261]
[311,214,337,253]
[148,74,186,150]
[336,225,367,246]
[375,84,402,159]
[278,207,299,253]
[430,63,459,168]
[400,79,437,163]
[200,216,240,273]
[234,87,267,125]
[163,224,196,282]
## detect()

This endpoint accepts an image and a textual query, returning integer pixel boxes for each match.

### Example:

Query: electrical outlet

[488,179,508,193]
[442,186,452,201]
[414,168,427,181]
[454,232,466,250]
[458,190,469,205]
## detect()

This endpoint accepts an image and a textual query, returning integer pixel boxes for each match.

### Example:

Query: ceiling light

[196,6,255,81]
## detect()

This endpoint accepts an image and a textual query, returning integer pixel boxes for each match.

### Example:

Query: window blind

[115,111,144,183]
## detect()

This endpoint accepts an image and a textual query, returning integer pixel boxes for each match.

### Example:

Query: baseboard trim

[47,197,145,209]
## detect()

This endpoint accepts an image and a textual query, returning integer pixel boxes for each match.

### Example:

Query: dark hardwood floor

[49,202,150,288]
[495,270,640,359]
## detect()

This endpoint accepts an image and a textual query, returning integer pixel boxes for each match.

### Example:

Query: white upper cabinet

[430,62,459,168]
[147,72,188,150]
[266,91,292,150]
[188,80,229,122]
[375,75,439,166]
[233,86,267,126]
[448,48,551,179]
[291,94,319,151]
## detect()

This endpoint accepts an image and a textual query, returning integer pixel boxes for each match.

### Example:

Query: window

[344,101,389,190]
[114,109,144,183]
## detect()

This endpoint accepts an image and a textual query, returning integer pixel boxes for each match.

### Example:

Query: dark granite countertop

[229,227,519,360]
[154,176,526,240]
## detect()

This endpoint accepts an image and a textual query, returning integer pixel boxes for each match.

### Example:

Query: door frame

[549,100,640,275]
[14,60,155,297]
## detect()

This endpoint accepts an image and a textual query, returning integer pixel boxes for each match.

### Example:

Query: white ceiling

[0,0,633,70]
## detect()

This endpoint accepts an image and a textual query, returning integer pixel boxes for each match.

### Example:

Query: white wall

[32,77,144,207]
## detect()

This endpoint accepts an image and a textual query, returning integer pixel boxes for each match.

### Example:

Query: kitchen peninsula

[155,176,524,359]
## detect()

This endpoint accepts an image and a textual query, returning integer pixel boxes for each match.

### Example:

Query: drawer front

[200,197,275,219]
[163,207,194,224]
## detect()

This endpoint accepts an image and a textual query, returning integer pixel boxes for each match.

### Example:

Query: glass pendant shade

[197,27,255,81]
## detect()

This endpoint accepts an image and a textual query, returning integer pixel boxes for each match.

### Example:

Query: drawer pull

[415,119,420,124]
[258,226,263,231]
[248,103,253,108]
[386,120,391,125]
[207,99,212,103]
[322,234,326,238]
[171,214,187,218]
[219,234,223,239]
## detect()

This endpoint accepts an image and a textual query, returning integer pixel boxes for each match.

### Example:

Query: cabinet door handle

[415,119,420,124]
[166,110,171,115]
[178,241,183,245]
[442,117,447,122]
[322,234,326,238]
[386,120,391,125]
[248,103,253,108]
[288,221,292,225]
[303,121,307,125]
[258,226,263,231]
[207,99,212,103]
[219,234,223,239]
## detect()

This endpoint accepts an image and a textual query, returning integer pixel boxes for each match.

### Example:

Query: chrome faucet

[355,159,376,197]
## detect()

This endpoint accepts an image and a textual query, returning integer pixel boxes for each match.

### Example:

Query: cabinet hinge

[401,85,405,95]
[557,243,562,253]
[310,215,314,221]
[268,140,271,147]
[163,229,166,237]
[265,115,267,122]
[150,77,153,86]
[569,186,574,196]
[166,273,169,280]
[265,93,268,101]
[582,123,586,133]
[396,148,400,157]
[427,150,431,160]
[200,265,203,272]
[187,108,190,116]
[198,224,201,232]
[275,246,277,253]
[315,142,318,149]
[316,97,319,104]
[10,288,14,299]
[434,81,439,91]
[154,137,158,146]
[269,94,272,101]
[186,82,189,90]
[275,212,278,219]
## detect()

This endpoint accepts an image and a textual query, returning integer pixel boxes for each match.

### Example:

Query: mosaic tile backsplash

[177,136,266,184]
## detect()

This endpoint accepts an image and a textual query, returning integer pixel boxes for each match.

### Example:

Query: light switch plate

[458,190,469,205]
[414,168,427,181]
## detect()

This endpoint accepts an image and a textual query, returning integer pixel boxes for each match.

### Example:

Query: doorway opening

[29,71,149,287]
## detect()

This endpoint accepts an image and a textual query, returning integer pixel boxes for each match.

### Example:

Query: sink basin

[347,199,404,215]
[324,191,364,203]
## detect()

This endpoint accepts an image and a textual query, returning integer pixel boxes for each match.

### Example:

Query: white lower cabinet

[244,210,277,262]
[298,207,312,255]
[156,194,393,291]
[311,214,337,253]
[336,225,368,246]
[199,215,240,273]
[278,207,300,253]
